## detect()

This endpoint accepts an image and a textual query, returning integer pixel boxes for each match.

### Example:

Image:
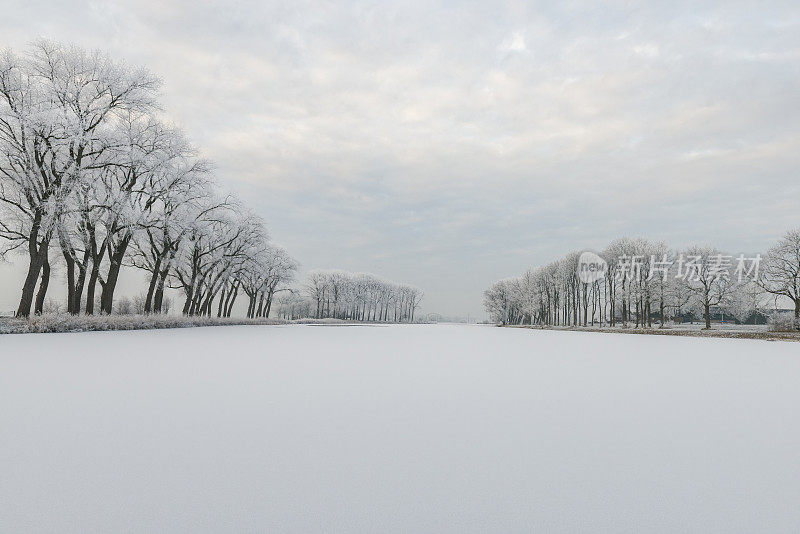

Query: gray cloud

[1,0,799,316]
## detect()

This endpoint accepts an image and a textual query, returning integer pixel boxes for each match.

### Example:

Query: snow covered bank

[507,323,800,342]
[2,324,799,532]
[0,314,420,334]
[0,313,289,334]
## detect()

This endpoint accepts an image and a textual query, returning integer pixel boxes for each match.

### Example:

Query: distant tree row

[274,270,423,323]
[484,229,800,329]
[0,41,297,317]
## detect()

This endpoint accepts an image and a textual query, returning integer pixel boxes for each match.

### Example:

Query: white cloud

[633,43,660,58]
[500,32,527,52]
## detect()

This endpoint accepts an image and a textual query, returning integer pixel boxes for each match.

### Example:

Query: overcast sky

[1,0,799,317]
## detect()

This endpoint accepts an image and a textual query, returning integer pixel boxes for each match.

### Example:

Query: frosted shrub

[42,298,63,314]
[116,297,134,315]
[132,294,147,315]
[768,312,800,332]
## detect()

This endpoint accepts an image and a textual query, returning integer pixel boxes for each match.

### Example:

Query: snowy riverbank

[505,323,800,342]
[0,314,423,334]
[0,314,290,334]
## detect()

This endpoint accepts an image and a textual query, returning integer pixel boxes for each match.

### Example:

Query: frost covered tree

[483,278,519,325]
[760,228,800,322]
[728,281,767,325]
[128,145,212,314]
[0,40,301,319]
[301,270,422,322]
[91,116,188,314]
[484,236,767,329]
[241,245,298,319]
[0,41,158,316]
[175,205,260,316]
[274,292,311,320]
[666,246,737,329]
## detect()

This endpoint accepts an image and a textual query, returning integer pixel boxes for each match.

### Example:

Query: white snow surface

[1,324,799,533]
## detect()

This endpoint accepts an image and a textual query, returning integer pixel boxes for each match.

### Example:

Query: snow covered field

[2,324,799,533]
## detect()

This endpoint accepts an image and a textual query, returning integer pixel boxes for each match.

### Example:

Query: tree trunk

[256,292,264,318]
[100,236,131,314]
[621,297,627,328]
[63,248,76,314]
[144,257,162,313]
[85,235,106,315]
[247,294,256,318]
[153,265,169,313]
[69,252,88,315]
[201,290,214,317]
[34,256,51,315]
[226,283,239,317]
[189,287,203,316]
[17,240,48,318]
[217,286,226,317]
[154,285,164,313]
[85,259,100,315]
[183,285,195,315]
[265,288,275,318]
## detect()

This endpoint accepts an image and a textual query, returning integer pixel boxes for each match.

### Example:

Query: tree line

[484,229,800,329]
[274,270,423,323]
[0,41,297,317]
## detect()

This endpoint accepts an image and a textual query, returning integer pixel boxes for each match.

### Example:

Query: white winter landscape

[2,2,800,532]
[2,324,799,533]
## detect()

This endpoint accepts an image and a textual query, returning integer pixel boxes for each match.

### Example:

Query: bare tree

[760,228,800,324]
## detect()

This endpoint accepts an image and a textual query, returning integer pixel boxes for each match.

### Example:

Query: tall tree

[761,228,800,323]
[0,41,158,316]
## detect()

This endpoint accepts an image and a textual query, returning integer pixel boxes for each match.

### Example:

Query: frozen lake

[2,324,799,532]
